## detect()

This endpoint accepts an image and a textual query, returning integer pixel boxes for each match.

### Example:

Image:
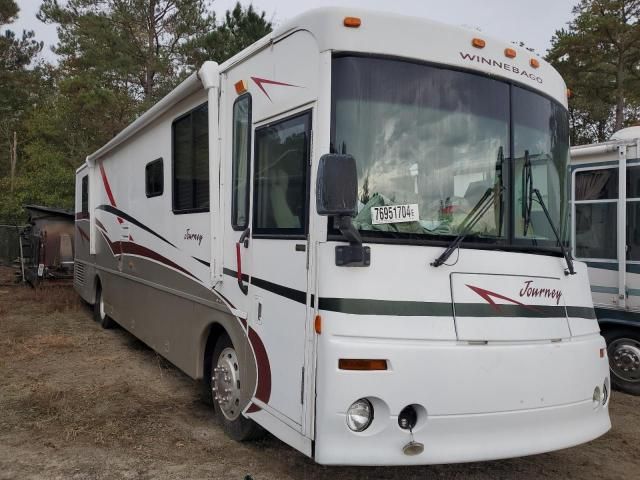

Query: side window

[145,158,164,198]
[253,111,311,236]
[231,94,251,230]
[627,166,640,260]
[172,103,209,213]
[574,168,618,259]
[81,175,89,214]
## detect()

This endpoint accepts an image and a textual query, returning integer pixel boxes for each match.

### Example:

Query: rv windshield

[330,56,569,249]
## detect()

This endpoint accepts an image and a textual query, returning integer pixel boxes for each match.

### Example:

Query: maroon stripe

[246,403,261,413]
[248,328,271,405]
[118,242,198,280]
[75,212,90,220]
[78,227,89,242]
[96,227,197,281]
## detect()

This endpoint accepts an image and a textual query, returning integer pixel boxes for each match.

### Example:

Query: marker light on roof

[530,58,540,69]
[472,38,486,49]
[234,80,247,95]
[504,48,517,58]
[343,17,361,28]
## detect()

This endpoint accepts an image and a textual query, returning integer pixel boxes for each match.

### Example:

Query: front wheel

[604,329,640,396]
[210,333,264,441]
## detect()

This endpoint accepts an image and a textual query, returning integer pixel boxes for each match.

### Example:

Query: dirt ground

[0,267,638,480]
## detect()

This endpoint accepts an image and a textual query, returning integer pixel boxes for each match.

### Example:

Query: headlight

[346,398,373,432]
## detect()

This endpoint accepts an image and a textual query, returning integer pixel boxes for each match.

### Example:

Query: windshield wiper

[522,150,575,275]
[431,186,501,267]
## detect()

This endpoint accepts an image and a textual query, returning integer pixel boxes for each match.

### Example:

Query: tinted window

[145,158,163,197]
[81,175,88,214]
[627,166,640,198]
[575,169,618,200]
[253,112,311,235]
[627,202,640,260]
[232,95,251,230]
[173,103,209,213]
[575,203,617,259]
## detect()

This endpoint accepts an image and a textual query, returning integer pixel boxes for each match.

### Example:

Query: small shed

[21,205,74,285]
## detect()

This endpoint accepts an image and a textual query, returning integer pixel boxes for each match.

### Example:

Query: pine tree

[547,0,640,143]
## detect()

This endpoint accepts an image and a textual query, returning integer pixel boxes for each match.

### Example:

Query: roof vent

[610,126,640,141]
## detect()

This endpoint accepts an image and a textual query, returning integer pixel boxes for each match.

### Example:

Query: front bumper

[314,333,611,465]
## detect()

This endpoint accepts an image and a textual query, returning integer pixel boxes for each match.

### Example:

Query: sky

[9,0,576,63]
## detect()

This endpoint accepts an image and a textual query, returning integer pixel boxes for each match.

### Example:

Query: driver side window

[253,111,311,236]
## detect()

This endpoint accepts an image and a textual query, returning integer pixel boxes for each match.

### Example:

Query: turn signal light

[504,48,517,58]
[339,359,387,371]
[314,314,322,334]
[343,17,361,28]
[600,348,605,358]
[234,80,247,95]
[567,88,573,98]
[472,38,486,49]
[530,58,540,68]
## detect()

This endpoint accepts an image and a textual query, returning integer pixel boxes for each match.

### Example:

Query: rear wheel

[93,284,116,329]
[210,333,263,441]
[603,329,640,396]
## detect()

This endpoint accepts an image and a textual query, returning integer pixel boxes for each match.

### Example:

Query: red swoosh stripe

[98,161,123,224]
[466,284,541,313]
[251,76,299,100]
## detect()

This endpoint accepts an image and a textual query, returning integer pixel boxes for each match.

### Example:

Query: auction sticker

[371,204,419,225]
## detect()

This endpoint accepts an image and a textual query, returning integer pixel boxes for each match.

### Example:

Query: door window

[232,94,251,230]
[253,112,311,236]
[574,168,618,259]
[627,166,640,260]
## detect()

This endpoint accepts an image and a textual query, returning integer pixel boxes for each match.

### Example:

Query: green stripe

[591,285,618,294]
[318,298,452,316]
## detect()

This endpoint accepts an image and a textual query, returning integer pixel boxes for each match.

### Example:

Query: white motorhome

[571,126,640,396]
[74,8,610,465]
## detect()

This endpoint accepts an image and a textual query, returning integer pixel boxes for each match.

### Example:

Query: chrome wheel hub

[609,338,640,383]
[212,347,242,420]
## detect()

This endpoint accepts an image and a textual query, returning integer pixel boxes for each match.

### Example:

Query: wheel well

[599,319,640,336]
[202,323,226,383]
[92,275,102,305]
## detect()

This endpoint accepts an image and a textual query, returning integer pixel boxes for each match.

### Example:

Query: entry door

[247,110,312,427]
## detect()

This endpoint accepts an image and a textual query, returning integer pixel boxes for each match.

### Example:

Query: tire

[210,332,264,441]
[93,284,116,329]
[603,328,640,396]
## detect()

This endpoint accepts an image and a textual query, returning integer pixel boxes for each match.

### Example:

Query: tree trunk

[615,55,625,132]
[144,0,156,100]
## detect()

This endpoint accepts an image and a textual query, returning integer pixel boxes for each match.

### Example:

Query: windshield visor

[330,56,570,249]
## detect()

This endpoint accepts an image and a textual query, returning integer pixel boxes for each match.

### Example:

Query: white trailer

[571,126,640,395]
[74,8,610,465]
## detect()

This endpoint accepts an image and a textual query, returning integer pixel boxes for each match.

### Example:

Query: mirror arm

[337,215,362,245]
[334,215,370,267]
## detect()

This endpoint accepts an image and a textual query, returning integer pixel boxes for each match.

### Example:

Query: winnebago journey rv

[74,8,610,465]
[571,126,640,396]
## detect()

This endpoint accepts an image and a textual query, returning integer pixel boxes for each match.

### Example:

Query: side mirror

[316,154,358,216]
[316,153,370,267]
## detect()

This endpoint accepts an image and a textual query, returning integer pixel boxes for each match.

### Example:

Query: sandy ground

[0,266,639,480]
